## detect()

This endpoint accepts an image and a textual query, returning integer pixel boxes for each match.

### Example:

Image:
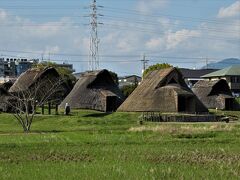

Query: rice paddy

[0,110,239,179]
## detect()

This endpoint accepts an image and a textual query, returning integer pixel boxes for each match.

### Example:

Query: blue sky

[0,0,239,75]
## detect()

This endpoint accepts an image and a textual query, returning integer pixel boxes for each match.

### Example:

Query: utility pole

[41,53,44,62]
[141,54,149,75]
[205,57,209,69]
[48,52,51,62]
[88,0,103,71]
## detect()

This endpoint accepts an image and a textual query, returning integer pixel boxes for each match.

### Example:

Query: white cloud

[166,29,201,49]
[146,38,164,49]
[157,17,179,30]
[146,29,201,50]
[0,9,7,21]
[137,0,168,13]
[44,46,60,55]
[218,1,240,18]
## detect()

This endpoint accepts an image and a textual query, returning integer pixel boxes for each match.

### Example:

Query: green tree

[143,63,173,77]
[121,84,138,97]
[109,71,119,85]
[33,62,77,86]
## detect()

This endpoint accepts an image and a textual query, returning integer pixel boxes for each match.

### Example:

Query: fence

[140,112,228,123]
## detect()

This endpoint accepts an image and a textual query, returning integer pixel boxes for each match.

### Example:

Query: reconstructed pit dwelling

[118,67,208,113]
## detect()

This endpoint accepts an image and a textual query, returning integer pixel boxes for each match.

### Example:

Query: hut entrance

[178,96,187,112]
[225,98,234,110]
[106,96,117,112]
[178,96,195,112]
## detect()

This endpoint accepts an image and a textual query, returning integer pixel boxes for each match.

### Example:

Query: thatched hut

[192,79,237,110]
[59,69,125,112]
[118,67,208,113]
[9,67,66,105]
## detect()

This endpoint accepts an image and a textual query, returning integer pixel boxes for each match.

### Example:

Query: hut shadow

[83,112,112,118]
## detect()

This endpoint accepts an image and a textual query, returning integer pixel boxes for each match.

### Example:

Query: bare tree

[6,76,64,133]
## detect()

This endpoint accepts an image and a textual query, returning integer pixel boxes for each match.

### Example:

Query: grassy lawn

[0,110,239,179]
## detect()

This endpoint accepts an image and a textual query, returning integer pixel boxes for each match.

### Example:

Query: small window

[237,77,240,83]
[231,77,236,83]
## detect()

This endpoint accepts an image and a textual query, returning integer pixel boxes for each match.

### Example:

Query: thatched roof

[9,67,59,93]
[118,67,208,113]
[59,69,124,112]
[8,67,68,105]
[192,79,235,110]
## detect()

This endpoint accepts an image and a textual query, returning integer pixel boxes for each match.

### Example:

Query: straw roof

[9,67,59,93]
[192,79,235,110]
[118,67,208,113]
[8,67,67,104]
[59,69,125,112]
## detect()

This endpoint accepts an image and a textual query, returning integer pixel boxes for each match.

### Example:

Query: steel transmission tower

[88,0,103,71]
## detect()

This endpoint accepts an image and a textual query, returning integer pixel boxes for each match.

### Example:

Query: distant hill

[202,58,240,69]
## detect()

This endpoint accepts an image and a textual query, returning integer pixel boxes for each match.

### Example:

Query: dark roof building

[118,67,208,113]
[180,68,218,88]
[60,69,125,112]
[192,79,238,110]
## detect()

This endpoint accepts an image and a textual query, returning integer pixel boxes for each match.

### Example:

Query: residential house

[118,75,142,88]
[202,65,240,95]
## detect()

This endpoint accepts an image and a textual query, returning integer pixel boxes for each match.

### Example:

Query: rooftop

[180,68,218,79]
[202,65,240,78]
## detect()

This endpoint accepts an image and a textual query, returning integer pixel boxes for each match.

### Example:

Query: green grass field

[0,110,240,179]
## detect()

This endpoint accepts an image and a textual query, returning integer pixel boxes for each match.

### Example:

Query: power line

[2,13,238,34]
[102,23,240,43]
[1,4,239,27]
[0,49,229,60]
[1,22,237,43]
[103,6,240,27]
[102,15,240,34]
[3,53,237,68]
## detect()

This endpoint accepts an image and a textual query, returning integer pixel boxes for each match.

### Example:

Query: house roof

[202,65,240,78]
[118,67,207,112]
[180,68,218,79]
[60,69,124,111]
[193,79,232,96]
[9,67,59,92]
[192,79,234,109]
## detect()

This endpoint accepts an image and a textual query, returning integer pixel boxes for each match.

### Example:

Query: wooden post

[55,104,58,115]
[42,104,44,115]
[48,102,51,115]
